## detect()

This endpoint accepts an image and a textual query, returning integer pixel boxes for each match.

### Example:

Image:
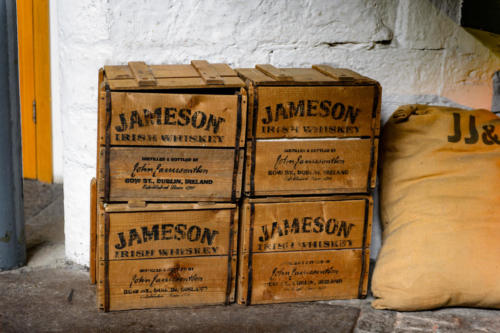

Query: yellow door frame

[17,0,52,183]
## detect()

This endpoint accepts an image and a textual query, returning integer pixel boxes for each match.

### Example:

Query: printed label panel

[250,250,363,304]
[105,147,241,201]
[106,257,231,310]
[255,86,376,139]
[106,209,234,260]
[250,139,373,195]
[104,92,240,147]
[251,200,366,253]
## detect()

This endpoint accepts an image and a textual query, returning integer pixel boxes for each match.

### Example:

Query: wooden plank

[128,61,157,86]
[102,147,243,202]
[17,0,37,179]
[150,64,198,78]
[103,65,133,80]
[249,249,365,304]
[248,199,367,253]
[246,138,374,196]
[254,86,377,139]
[278,68,334,82]
[191,60,225,85]
[236,68,275,84]
[101,92,241,148]
[104,256,231,311]
[102,209,235,261]
[211,63,238,77]
[97,203,106,310]
[255,64,293,81]
[312,65,356,81]
[90,178,97,284]
[107,76,244,90]
[33,0,52,182]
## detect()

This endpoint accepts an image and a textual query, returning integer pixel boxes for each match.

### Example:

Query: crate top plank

[236,64,377,86]
[104,61,245,90]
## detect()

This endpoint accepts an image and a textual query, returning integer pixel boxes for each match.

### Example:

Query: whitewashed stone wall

[53,0,500,265]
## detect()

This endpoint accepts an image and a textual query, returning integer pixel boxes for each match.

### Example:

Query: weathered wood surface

[101,256,236,311]
[99,208,237,261]
[98,146,244,202]
[251,86,378,139]
[99,92,246,148]
[238,196,372,305]
[90,178,97,284]
[104,62,245,90]
[246,138,376,196]
[244,249,368,304]
[236,66,377,86]
[97,204,238,311]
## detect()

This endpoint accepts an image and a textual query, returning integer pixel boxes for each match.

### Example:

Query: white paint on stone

[52,0,500,265]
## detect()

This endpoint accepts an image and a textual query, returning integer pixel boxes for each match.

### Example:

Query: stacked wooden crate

[235,65,381,304]
[90,61,246,311]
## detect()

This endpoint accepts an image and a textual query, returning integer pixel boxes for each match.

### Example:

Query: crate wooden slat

[97,202,238,311]
[104,62,245,90]
[90,178,97,284]
[245,138,378,197]
[97,146,244,202]
[98,91,246,148]
[237,65,381,196]
[238,196,372,305]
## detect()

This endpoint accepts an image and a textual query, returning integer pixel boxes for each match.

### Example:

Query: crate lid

[236,64,377,86]
[103,60,245,90]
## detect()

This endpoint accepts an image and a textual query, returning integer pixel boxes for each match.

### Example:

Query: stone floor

[1,180,500,332]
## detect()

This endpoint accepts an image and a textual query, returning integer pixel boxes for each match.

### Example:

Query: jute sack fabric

[372,104,500,311]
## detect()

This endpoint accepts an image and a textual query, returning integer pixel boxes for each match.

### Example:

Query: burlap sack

[372,104,500,311]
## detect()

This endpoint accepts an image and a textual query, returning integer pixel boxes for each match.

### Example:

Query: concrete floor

[1,180,500,332]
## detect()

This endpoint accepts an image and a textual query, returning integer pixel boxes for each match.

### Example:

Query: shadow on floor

[23,179,65,267]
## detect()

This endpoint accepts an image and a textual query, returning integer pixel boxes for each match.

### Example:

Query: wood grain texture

[104,62,244,90]
[191,60,224,85]
[101,209,235,261]
[90,178,97,284]
[245,138,374,196]
[104,257,231,311]
[97,205,238,311]
[253,86,377,139]
[100,146,243,202]
[128,61,156,86]
[249,249,364,304]
[238,196,372,305]
[99,92,244,148]
[255,64,293,81]
[248,199,368,253]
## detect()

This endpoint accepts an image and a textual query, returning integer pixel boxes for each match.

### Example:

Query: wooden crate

[97,61,247,203]
[96,201,238,311]
[236,65,380,196]
[238,195,372,305]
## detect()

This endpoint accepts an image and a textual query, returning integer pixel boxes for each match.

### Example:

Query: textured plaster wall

[53,0,500,265]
